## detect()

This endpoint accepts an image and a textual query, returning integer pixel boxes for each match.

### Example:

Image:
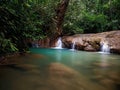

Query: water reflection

[56,50,62,61]
[69,51,76,66]
[100,54,109,67]
[0,48,120,90]
[91,54,120,90]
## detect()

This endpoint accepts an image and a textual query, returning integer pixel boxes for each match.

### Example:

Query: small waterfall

[70,41,76,51]
[101,42,110,53]
[55,37,62,49]
[72,41,75,50]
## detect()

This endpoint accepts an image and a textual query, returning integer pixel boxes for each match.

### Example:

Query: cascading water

[101,42,110,53]
[70,41,76,51]
[71,41,76,50]
[55,37,62,49]
[72,41,75,50]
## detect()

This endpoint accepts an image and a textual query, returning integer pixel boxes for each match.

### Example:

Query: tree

[54,0,70,36]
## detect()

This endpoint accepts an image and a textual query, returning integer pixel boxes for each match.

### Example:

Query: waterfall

[55,37,62,49]
[101,42,110,53]
[72,41,75,50]
[70,41,76,51]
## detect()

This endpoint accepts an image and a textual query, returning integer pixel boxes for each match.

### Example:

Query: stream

[0,48,120,90]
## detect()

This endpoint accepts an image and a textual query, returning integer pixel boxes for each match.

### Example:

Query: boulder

[62,30,120,54]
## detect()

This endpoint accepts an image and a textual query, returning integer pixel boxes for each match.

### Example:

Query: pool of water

[0,48,120,90]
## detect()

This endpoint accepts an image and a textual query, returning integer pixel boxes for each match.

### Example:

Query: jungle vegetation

[0,0,120,55]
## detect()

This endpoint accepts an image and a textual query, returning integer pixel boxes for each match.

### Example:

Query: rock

[38,37,50,47]
[99,78,115,89]
[15,64,39,72]
[84,45,96,51]
[62,30,120,54]
[93,62,111,68]
[107,71,120,83]
[47,63,79,77]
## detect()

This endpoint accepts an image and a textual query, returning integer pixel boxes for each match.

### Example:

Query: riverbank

[0,51,44,66]
[0,52,26,65]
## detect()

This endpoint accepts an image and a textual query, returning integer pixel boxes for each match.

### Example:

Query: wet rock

[99,78,115,88]
[46,63,107,90]
[107,71,120,83]
[93,62,111,68]
[62,30,120,54]
[84,45,96,51]
[47,63,79,77]
[15,64,39,72]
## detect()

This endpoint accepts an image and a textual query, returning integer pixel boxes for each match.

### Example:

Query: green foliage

[0,0,120,56]
[78,13,108,33]
[0,34,18,55]
[0,0,60,55]
[64,0,120,34]
[63,0,85,35]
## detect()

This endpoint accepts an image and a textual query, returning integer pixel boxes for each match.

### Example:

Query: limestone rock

[62,30,120,54]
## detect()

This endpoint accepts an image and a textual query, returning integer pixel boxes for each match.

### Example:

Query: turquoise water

[0,48,120,90]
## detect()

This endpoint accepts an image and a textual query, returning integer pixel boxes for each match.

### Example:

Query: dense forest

[0,0,120,56]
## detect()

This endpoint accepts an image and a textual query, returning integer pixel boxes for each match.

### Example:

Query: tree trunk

[54,0,70,37]
[49,0,70,47]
